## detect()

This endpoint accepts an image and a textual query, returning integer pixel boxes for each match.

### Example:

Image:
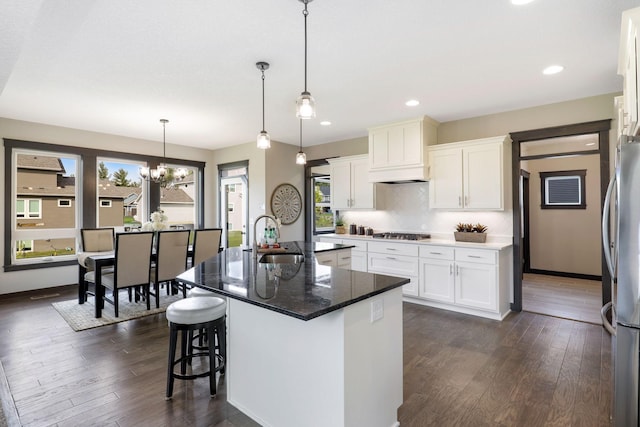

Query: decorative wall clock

[270,183,302,225]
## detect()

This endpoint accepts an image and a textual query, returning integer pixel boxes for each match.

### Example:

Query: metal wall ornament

[270,183,302,224]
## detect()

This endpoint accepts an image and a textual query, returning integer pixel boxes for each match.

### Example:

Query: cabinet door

[367,252,419,296]
[429,148,463,208]
[351,158,374,209]
[463,143,503,209]
[398,120,422,167]
[350,250,367,272]
[419,258,454,303]
[454,261,497,311]
[625,27,639,136]
[330,161,351,210]
[370,128,390,169]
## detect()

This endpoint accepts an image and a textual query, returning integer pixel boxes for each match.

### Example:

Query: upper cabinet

[329,155,376,210]
[618,7,640,137]
[428,135,510,210]
[368,116,439,183]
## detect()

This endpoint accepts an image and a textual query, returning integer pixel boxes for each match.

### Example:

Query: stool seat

[166,297,226,325]
[187,287,225,298]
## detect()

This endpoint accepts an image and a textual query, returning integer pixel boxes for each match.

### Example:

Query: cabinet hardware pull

[467,255,482,258]
[458,196,462,207]
[464,196,468,206]
[430,252,442,255]
[455,265,459,275]
[386,248,397,251]
[449,264,453,275]
[386,257,397,260]
[341,257,351,260]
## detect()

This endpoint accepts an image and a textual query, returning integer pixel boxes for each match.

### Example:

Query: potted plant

[335,216,346,234]
[454,222,488,243]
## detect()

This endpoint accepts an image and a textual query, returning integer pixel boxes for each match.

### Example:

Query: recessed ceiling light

[543,65,564,75]
[320,121,331,126]
[511,0,535,5]
[405,100,420,107]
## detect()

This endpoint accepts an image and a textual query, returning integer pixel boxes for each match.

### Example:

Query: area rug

[52,292,183,332]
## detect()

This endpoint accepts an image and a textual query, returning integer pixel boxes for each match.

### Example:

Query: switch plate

[370,299,384,323]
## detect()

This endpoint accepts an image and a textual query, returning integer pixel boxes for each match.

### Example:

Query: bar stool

[165,296,226,400]
[186,287,226,364]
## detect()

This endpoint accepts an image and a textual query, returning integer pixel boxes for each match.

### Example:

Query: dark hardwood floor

[0,286,612,426]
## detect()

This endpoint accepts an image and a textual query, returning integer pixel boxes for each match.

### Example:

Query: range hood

[368,165,430,184]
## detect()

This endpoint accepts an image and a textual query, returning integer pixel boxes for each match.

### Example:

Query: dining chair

[150,229,191,304]
[84,231,155,317]
[191,228,223,266]
[77,228,115,304]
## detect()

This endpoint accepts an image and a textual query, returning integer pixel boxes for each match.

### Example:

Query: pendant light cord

[261,70,266,132]
[299,119,303,151]
[303,1,309,92]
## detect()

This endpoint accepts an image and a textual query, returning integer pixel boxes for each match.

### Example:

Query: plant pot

[335,225,346,234]
[454,232,487,243]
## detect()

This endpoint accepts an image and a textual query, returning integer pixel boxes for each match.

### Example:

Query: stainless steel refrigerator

[602,134,640,426]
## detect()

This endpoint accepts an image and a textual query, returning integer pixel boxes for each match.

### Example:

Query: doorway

[219,162,248,249]
[510,120,612,318]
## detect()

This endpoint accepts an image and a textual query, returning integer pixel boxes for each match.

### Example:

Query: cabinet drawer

[419,245,454,260]
[367,241,419,257]
[367,253,419,277]
[315,251,337,266]
[455,248,496,265]
[340,238,367,251]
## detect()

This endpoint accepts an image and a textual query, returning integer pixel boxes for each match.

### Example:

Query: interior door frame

[510,119,612,312]
[520,169,531,274]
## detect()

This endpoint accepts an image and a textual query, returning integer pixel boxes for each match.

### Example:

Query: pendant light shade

[296,119,307,165]
[256,61,271,149]
[296,0,316,119]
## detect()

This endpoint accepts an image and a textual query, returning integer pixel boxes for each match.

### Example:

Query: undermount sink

[259,253,304,264]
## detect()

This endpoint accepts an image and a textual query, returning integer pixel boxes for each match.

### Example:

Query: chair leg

[155,283,160,309]
[207,323,217,397]
[180,329,188,375]
[114,289,119,317]
[217,319,226,375]
[166,324,177,400]
[146,285,151,310]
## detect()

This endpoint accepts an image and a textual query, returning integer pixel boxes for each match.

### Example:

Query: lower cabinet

[367,241,419,297]
[418,245,509,320]
[318,237,367,272]
[315,248,352,268]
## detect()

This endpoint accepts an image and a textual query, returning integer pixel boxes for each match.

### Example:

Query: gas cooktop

[371,232,431,241]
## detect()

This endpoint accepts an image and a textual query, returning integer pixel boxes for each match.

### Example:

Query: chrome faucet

[253,214,281,256]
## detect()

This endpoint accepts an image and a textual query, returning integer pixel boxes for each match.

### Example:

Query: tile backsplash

[340,182,513,242]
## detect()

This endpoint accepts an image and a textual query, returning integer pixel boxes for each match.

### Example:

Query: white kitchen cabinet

[428,135,509,210]
[367,241,419,297]
[368,116,439,183]
[329,155,376,210]
[619,7,640,136]
[315,248,352,268]
[416,245,509,320]
[318,237,367,272]
[419,246,455,303]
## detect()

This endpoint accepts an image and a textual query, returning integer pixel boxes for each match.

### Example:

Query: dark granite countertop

[176,241,409,321]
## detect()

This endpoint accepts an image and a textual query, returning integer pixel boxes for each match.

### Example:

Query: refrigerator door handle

[601,301,616,336]
[602,171,617,278]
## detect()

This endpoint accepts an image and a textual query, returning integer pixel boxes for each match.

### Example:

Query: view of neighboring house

[15,154,195,257]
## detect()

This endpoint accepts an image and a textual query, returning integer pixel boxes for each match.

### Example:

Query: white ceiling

[0,1,636,151]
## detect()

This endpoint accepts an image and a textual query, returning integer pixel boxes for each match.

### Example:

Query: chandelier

[139,119,187,188]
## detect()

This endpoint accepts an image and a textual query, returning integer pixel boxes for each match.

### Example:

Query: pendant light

[296,119,307,165]
[139,119,187,188]
[296,0,316,119]
[256,61,271,149]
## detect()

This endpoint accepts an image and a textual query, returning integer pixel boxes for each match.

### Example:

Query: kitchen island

[176,241,408,427]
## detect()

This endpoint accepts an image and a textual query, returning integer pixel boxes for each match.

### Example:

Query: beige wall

[0,117,216,294]
[306,136,368,161]
[524,155,602,276]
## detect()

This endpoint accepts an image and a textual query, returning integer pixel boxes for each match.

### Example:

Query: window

[16,199,42,218]
[313,175,334,233]
[540,170,587,209]
[5,139,205,271]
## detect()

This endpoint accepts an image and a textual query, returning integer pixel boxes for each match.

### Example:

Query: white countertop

[320,233,513,250]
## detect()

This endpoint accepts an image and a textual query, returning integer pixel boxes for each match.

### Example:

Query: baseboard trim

[528,269,602,282]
